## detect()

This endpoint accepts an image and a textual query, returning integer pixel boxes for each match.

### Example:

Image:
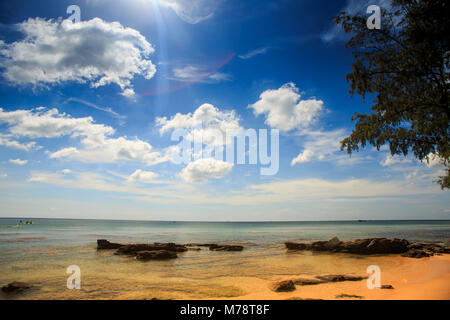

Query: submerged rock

[315,274,367,282]
[97,239,122,250]
[209,244,244,252]
[115,243,188,255]
[135,250,178,261]
[336,294,364,299]
[271,280,296,292]
[285,242,309,250]
[2,281,31,294]
[292,278,326,286]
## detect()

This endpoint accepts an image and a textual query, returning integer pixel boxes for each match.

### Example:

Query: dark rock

[97,239,122,250]
[325,236,342,250]
[2,281,31,294]
[285,242,309,250]
[209,244,244,252]
[271,280,296,292]
[401,249,432,258]
[341,238,409,254]
[379,284,394,289]
[336,294,364,299]
[316,274,367,282]
[135,250,178,261]
[286,237,409,255]
[115,243,187,255]
[293,278,326,286]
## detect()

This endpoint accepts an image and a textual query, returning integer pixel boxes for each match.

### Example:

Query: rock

[325,237,342,250]
[185,243,216,247]
[135,250,178,261]
[379,284,394,289]
[271,280,296,292]
[315,274,367,282]
[209,244,244,252]
[115,243,188,255]
[286,237,409,255]
[401,249,432,258]
[340,238,409,254]
[336,294,364,299]
[2,281,31,294]
[97,239,122,250]
[293,278,326,286]
[285,242,309,250]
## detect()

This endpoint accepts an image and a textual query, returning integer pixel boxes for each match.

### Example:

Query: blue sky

[0,0,448,221]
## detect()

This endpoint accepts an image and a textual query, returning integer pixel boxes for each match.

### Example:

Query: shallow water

[0,219,449,299]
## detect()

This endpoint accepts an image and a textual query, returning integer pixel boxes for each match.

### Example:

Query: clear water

[0,218,449,299]
[1,218,449,252]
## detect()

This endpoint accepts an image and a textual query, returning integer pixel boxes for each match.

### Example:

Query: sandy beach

[1,239,449,300]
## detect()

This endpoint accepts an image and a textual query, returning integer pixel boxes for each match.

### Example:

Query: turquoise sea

[1,218,449,250]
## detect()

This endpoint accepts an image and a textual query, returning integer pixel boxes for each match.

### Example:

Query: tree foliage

[337,0,449,189]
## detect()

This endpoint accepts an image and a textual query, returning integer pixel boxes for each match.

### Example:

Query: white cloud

[169,65,231,83]
[0,18,156,97]
[423,153,444,168]
[160,0,221,24]
[0,107,170,166]
[9,158,27,165]
[0,107,114,139]
[0,134,38,151]
[291,149,314,165]
[65,97,126,121]
[0,171,7,178]
[291,129,350,165]
[238,47,270,59]
[180,158,233,183]
[50,147,80,159]
[157,103,242,146]
[127,169,159,183]
[61,169,72,175]
[380,155,413,167]
[249,83,323,131]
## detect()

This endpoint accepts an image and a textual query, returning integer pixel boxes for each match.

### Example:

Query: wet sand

[1,242,449,300]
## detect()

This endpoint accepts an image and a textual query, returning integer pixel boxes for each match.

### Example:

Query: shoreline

[1,237,449,300]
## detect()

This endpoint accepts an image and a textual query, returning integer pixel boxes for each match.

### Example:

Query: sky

[0,0,448,221]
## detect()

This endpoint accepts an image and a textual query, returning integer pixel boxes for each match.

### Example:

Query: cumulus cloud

[0,134,38,151]
[127,169,159,183]
[291,149,314,165]
[0,18,156,97]
[9,158,27,165]
[157,103,242,146]
[180,158,233,183]
[0,107,170,166]
[249,83,323,131]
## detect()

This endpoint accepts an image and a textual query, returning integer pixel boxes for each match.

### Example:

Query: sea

[0,218,449,299]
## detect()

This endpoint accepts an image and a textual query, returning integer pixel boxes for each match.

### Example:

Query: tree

[336,0,449,189]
